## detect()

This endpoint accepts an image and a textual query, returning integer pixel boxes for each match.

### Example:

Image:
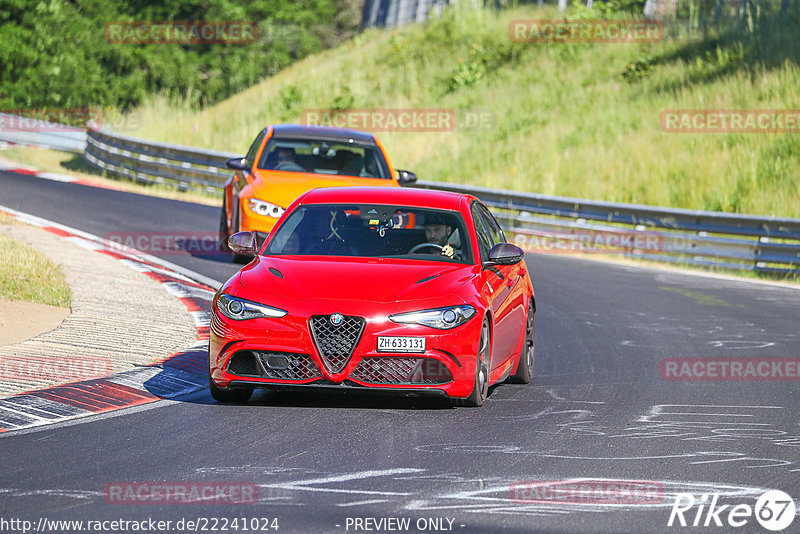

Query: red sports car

[208,186,535,407]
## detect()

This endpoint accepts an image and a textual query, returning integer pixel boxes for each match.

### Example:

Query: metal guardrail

[0,113,87,153]
[83,127,800,274]
[85,128,236,191]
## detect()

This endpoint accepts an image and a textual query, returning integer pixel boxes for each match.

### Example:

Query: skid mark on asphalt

[0,210,216,433]
[424,392,800,475]
[403,479,768,517]
[658,286,740,307]
[0,466,772,519]
[617,312,794,350]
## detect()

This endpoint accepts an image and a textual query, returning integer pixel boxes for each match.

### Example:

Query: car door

[478,204,527,370]
[471,202,516,372]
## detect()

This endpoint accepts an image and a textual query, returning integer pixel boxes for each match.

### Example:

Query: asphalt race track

[1,170,799,533]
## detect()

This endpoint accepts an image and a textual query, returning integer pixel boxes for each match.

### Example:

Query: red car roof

[301,186,469,211]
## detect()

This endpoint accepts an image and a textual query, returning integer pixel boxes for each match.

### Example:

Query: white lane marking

[37,172,77,183]
[261,485,410,497]
[0,488,99,499]
[118,258,199,285]
[0,397,86,418]
[539,453,700,460]
[0,205,223,289]
[0,405,52,422]
[273,468,424,487]
[689,454,792,468]
[337,499,391,507]
[161,281,215,300]
[66,235,103,251]
[644,404,783,409]
[637,404,783,424]
[707,340,776,349]
[262,468,426,498]
[190,310,211,327]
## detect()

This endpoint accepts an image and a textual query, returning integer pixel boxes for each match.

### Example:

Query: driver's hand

[441,244,454,259]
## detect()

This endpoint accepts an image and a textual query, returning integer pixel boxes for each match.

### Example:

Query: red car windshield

[266,204,473,263]
[257,138,390,179]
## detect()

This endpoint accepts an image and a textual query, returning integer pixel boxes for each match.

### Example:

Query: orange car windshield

[257,138,389,179]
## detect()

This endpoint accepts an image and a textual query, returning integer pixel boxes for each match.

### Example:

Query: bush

[0,0,361,112]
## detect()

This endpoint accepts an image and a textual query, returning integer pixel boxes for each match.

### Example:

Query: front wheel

[218,197,230,252]
[208,374,253,403]
[452,318,490,407]
[508,302,535,384]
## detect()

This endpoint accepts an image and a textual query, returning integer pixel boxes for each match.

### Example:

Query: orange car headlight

[248,198,285,218]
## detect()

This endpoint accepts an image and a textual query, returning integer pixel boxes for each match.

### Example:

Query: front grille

[350,357,453,385]
[227,351,321,381]
[309,315,365,373]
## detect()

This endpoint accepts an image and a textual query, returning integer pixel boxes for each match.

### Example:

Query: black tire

[508,302,535,384]
[208,373,253,403]
[218,197,230,252]
[452,318,490,407]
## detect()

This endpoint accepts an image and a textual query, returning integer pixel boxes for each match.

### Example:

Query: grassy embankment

[0,213,71,307]
[122,3,799,218]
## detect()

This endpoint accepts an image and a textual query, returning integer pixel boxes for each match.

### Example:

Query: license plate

[377,336,426,353]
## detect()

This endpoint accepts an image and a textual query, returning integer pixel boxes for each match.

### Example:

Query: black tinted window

[267,204,473,263]
[258,138,389,179]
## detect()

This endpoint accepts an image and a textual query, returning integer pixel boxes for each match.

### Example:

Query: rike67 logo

[668,490,796,531]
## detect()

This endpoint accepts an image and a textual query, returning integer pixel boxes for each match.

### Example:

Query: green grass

[0,218,71,307]
[124,3,799,218]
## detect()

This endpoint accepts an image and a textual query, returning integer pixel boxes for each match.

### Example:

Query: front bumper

[209,306,481,399]
[226,380,451,399]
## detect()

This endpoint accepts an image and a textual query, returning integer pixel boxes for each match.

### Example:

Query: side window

[477,204,505,247]
[245,130,267,166]
[471,203,493,262]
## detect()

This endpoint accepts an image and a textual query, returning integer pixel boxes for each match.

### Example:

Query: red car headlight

[216,293,287,321]
[389,305,476,330]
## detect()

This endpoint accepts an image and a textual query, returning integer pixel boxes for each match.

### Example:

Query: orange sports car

[219,124,417,262]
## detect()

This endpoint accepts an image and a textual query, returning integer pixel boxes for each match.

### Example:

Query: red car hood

[238,256,475,304]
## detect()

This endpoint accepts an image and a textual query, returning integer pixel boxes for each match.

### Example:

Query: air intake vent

[255,352,321,380]
[227,351,321,381]
[350,357,453,385]
[308,315,365,373]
